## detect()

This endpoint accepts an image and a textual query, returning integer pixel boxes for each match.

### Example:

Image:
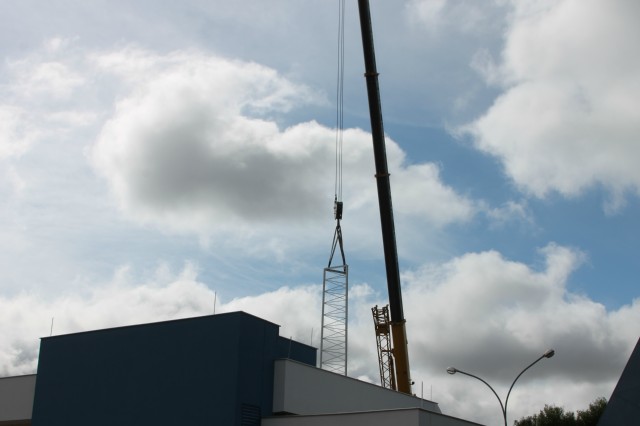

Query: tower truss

[372,304,396,390]
[320,263,348,374]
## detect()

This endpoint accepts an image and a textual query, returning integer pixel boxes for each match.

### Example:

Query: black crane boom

[357,0,412,394]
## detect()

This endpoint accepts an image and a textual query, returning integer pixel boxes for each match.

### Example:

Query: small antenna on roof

[50,317,54,336]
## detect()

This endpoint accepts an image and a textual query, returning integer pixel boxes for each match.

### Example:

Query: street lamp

[447,349,555,426]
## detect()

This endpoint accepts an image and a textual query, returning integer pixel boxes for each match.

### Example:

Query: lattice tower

[320,264,348,374]
[372,304,396,390]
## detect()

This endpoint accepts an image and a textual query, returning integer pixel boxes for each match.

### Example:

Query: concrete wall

[264,408,484,426]
[273,359,441,415]
[0,374,35,423]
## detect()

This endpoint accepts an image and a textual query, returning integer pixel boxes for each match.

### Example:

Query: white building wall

[263,408,484,426]
[273,359,441,415]
[0,374,36,422]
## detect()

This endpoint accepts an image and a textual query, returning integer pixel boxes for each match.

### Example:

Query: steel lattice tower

[320,263,348,374]
[372,304,396,389]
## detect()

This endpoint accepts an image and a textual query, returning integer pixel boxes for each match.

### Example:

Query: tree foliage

[514,397,607,426]
[576,397,607,425]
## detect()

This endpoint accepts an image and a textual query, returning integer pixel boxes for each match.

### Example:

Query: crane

[357,0,412,394]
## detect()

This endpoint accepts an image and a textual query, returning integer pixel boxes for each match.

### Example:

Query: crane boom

[357,0,412,394]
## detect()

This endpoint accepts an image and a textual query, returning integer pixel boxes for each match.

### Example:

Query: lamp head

[543,349,555,359]
[446,367,457,375]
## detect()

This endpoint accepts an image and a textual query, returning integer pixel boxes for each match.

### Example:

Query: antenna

[50,317,54,336]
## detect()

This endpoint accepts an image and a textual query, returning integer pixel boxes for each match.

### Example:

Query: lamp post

[447,349,555,426]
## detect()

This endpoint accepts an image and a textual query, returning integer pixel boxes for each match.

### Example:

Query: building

[598,338,640,425]
[0,374,35,426]
[1,311,481,426]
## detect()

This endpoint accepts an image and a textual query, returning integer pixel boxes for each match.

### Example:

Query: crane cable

[328,0,346,269]
[335,0,345,204]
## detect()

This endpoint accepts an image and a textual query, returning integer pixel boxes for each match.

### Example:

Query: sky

[0,0,639,424]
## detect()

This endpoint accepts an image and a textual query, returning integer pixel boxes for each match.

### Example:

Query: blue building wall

[31,312,316,426]
[598,337,640,425]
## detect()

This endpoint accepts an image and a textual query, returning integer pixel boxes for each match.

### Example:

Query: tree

[514,397,607,426]
[514,405,576,425]
[576,397,607,426]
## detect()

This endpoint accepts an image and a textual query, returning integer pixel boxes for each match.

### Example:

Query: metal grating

[240,403,261,426]
[372,304,396,390]
[320,264,349,375]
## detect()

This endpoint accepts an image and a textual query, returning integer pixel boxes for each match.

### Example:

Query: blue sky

[1,1,639,424]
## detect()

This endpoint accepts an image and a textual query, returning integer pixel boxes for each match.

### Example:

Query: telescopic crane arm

[357,0,412,394]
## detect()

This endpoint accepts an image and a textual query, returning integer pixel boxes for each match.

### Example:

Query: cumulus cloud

[91,51,322,225]
[401,243,637,424]
[2,246,637,424]
[464,0,640,211]
[90,48,475,257]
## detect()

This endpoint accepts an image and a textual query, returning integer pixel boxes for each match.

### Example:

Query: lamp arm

[457,369,506,425]
[504,354,545,423]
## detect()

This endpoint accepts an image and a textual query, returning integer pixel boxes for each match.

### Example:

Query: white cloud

[90,50,326,230]
[395,162,475,224]
[90,48,475,260]
[0,105,34,160]
[401,243,635,424]
[405,0,507,35]
[464,0,640,210]
[222,284,322,343]
[405,0,447,28]
[0,37,93,166]
[1,245,636,424]
[9,61,85,100]
[6,38,85,101]
[485,199,535,229]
